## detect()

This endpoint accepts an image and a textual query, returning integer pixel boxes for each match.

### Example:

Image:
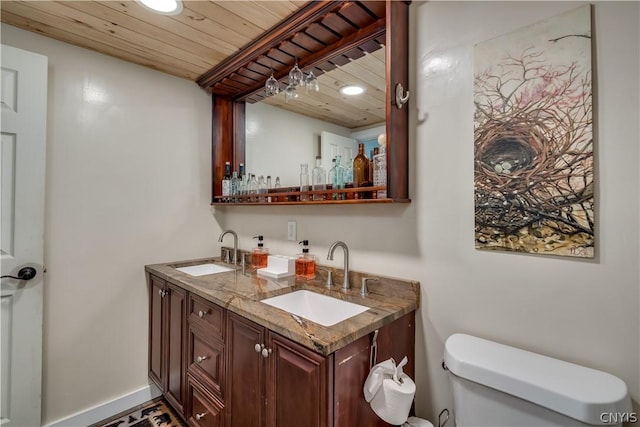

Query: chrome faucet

[327,241,350,291]
[218,229,238,264]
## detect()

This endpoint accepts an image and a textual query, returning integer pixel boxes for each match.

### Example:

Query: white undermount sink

[175,263,234,276]
[261,290,369,327]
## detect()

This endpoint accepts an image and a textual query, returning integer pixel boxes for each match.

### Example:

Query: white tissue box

[256,255,295,279]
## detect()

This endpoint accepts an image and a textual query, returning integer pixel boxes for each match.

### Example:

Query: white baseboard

[44,383,162,427]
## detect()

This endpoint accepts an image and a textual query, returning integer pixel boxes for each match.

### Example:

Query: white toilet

[443,333,633,426]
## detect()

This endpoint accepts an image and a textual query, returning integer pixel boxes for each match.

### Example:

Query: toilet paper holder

[370,329,379,369]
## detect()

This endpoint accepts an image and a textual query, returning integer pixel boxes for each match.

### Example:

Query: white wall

[1,25,217,425]
[2,1,639,424]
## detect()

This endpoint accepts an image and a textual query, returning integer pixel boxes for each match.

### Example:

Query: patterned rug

[94,397,186,427]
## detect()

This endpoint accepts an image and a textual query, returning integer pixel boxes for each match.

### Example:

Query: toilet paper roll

[370,374,416,425]
[406,417,434,427]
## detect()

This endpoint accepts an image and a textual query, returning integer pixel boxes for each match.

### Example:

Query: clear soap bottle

[295,240,316,279]
[252,235,269,268]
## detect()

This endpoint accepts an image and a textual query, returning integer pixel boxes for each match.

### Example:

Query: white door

[1,44,47,427]
[320,131,358,173]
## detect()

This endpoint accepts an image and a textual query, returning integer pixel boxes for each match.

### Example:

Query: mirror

[206,0,410,203]
[245,47,386,187]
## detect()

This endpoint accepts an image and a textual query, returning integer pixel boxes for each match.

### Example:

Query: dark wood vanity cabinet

[148,274,415,427]
[148,276,187,415]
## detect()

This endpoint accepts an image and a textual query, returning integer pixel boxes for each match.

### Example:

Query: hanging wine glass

[288,58,305,87]
[284,83,298,102]
[264,72,279,97]
[305,70,319,93]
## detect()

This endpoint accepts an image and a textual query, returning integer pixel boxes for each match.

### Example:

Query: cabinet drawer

[188,327,224,399]
[187,376,224,427]
[189,294,224,341]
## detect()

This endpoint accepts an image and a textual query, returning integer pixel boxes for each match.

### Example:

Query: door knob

[1,267,37,281]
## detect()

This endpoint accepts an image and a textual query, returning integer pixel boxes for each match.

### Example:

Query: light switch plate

[287,220,297,241]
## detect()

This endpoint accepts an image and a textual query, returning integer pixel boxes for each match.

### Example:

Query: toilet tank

[444,334,633,427]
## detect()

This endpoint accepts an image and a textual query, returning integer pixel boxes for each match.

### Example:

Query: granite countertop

[145,256,419,355]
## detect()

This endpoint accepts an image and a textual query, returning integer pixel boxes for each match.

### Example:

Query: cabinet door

[165,282,187,414]
[148,275,165,389]
[266,332,332,427]
[226,313,265,427]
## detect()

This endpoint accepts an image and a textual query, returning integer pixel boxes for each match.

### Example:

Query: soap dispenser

[295,240,316,279]
[252,235,269,268]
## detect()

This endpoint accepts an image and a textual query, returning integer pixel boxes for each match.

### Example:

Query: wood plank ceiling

[0,0,386,129]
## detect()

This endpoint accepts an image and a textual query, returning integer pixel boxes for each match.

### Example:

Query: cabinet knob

[261,347,272,358]
[198,310,207,318]
[197,356,208,363]
[158,289,167,297]
[195,412,206,421]
[254,343,262,353]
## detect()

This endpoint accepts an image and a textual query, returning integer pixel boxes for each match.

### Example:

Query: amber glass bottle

[352,143,370,198]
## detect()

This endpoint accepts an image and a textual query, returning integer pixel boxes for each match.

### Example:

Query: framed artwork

[474,6,594,258]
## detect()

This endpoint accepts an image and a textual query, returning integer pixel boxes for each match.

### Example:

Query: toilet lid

[444,334,632,425]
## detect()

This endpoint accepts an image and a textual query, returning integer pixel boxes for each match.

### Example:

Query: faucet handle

[360,277,378,296]
[222,248,231,264]
[326,270,334,288]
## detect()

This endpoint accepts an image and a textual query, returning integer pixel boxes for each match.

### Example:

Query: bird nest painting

[474,6,594,258]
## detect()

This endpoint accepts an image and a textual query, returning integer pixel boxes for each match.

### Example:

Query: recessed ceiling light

[340,85,366,96]
[137,0,183,15]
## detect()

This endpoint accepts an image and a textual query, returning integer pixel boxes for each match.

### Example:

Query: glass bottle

[295,240,316,280]
[274,176,282,202]
[311,155,326,201]
[332,155,345,200]
[328,158,336,199]
[231,171,239,203]
[374,146,387,199]
[222,161,232,202]
[369,147,379,189]
[251,235,269,269]
[353,143,370,198]
[248,174,258,202]
[238,163,246,199]
[344,156,354,185]
[266,175,273,203]
[369,147,379,199]
[299,163,310,201]
[257,175,268,203]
